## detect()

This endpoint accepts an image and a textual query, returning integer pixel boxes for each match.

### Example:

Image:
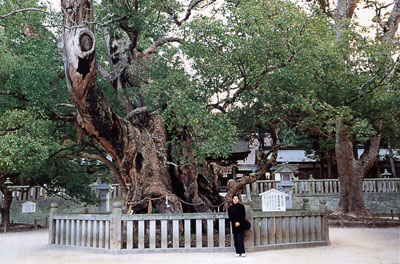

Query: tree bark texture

[327,149,337,179]
[335,120,380,217]
[60,0,220,213]
[0,186,12,226]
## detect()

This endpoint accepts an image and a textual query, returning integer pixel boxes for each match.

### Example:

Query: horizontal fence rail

[246,178,400,196]
[48,202,329,254]
[3,178,399,202]
[121,213,232,252]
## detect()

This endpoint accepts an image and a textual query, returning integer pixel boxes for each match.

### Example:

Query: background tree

[181,0,339,200]
[310,0,400,217]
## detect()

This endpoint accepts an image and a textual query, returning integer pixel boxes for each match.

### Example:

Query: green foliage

[178,0,334,151]
[0,109,58,176]
[2,0,399,182]
[0,1,65,113]
[143,48,237,161]
[0,0,99,203]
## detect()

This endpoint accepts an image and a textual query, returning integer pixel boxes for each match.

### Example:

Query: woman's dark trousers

[233,231,245,254]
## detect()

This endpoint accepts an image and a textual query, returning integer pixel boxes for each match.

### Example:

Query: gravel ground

[1,227,399,264]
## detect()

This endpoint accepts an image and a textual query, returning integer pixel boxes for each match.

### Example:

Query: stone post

[244,204,254,252]
[48,202,59,245]
[80,202,88,214]
[110,201,122,250]
[302,198,311,211]
[319,200,327,213]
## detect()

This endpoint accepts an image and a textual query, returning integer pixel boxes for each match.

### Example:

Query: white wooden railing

[246,178,400,196]
[48,203,329,253]
[3,178,399,203]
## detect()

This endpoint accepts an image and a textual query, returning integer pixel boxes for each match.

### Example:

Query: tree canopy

[0,0,399,216]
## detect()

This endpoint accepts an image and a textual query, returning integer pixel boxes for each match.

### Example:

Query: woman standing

[228,195,246,257]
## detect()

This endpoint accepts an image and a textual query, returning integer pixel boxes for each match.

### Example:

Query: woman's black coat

[228,203,246,233]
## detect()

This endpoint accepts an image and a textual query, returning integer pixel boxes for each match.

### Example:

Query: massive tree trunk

[0,185,12,226]
[334,120,380,217]
[60,0,220,213]
[170,135,223,212]
[327,149,337,179]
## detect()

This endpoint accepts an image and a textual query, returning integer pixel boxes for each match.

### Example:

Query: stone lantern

[381,169,392,178]
[92,179,113,213]
[272,163,298,209]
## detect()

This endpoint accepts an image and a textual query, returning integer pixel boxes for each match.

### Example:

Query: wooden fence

[48,202,329,254]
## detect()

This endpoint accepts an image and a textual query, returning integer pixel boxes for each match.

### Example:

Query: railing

[362,178,400,193]
[3,178,399,203]
[121,213,231,252]
[252,211,328,250]
[246,178,400,196]
[110,184,125,199]
[48,202,329,253]
[0,186,47,202]
[49,214,111,250]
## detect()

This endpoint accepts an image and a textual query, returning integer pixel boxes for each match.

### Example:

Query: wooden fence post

[48,202,59,245]
[244,204,254,252]
[110,202,122,250]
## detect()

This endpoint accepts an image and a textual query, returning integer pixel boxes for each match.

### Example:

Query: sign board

[259,189,288,212]
[22,201,36,213]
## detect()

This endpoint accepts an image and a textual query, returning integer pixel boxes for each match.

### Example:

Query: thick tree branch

[98,66,113,82]
[51,103,77,122]
[119,20,141,48]
[161,0,213,27]
[180,0,206,24]
[0,8,53,19]
[61,0,127,161]
[384,0,400,40]
[56,103,75,109]
[224,143,279,207]
[125,106,150,120]
[221,52,295,110]
[357,135,380,174]
[335,0,357,19]
[142,37,183,56]
[316,0,333,17]
[0,91,28,102]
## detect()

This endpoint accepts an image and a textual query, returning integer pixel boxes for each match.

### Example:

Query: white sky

[42,0,394,35]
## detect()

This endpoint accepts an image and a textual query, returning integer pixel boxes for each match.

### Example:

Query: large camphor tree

[3,0,398,217]
[58,0,237,213]
[58,0,330,212]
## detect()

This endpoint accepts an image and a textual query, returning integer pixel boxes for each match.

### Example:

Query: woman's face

[233,196,239,204]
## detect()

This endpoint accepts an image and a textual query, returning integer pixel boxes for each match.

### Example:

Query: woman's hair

[232,195,240,201]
